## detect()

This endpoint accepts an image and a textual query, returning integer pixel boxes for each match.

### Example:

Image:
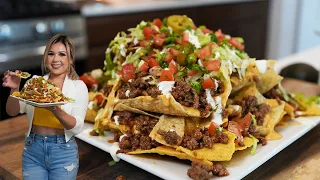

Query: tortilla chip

[235,137,255,151]
[88,92,96,101]
[149,115,185,147]
[231,60,283,94]
[114,103,160,119]
[284,102,295,118]
[264,99,286,140]
[232,83,266,104]
[11,92,21,97]
[176,131,236,161]
[116,95,202,117]
[85,109,97,123]
[128,146,213,166]
[94,78,122,131]
[296,103,320,116]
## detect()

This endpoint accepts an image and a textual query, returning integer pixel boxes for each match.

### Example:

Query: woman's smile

[51,63,63,69]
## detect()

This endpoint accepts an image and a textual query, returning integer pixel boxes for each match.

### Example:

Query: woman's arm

[48,81,88,132]
[2,71,21,116]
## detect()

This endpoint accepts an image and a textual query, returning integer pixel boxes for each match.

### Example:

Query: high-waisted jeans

[22,132,79,180]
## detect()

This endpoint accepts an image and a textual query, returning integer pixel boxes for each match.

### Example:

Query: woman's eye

[59,53,66,56]
[48,53,54,56]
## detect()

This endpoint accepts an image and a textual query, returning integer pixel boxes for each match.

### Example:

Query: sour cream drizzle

[205,89,223,125]
[158,81,175,98]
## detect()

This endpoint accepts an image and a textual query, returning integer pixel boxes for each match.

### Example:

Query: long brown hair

[41,34,79,80]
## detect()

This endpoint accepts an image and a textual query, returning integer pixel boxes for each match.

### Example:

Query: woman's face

[46,42,70,76]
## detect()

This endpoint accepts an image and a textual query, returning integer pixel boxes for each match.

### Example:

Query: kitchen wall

[266,0,320,59]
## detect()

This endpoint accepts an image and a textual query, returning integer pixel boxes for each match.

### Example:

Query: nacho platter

[76,116,320,180]
[77,15,320,179]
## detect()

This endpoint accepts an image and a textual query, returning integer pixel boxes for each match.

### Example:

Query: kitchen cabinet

[85,0,269,71]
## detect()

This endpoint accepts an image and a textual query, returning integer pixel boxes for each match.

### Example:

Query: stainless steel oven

[0,0,88,120]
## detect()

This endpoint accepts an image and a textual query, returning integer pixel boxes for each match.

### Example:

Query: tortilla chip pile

[83,15,320,179]
[12,76,72,103]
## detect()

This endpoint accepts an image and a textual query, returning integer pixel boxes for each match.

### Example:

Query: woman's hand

[2,70,21,90]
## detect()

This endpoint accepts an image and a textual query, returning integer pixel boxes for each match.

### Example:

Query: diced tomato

[198,45,211,60]
[153,36,165,47]
[160,69,174,81]
[215,29,225,42]
[203,60,221,71]
[202,78,215,89]
[95,94,104,105]
[80,74,98,88]
[121,63,135,82]
[236,113,252,131]
[228,37,245,51]
[208,122,218,136]
[202,28,213,34]
[139,61,149,72]
[188,70,199,77]
[153,18,162,28]
[152,29,158,35]
[228,121,243,144]
[168,60,178,74]
[139,40,150,47]
[170,48,180,57]
[143,26,153,40]
[163,52,174,62]
[160,33,167,39]
[182,32,189,44]
[147,58,160,67]
[192,24,197,30]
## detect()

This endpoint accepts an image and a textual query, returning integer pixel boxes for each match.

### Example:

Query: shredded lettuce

[123,48,147,68]
[249,134,259,155]
[251,114,257,126]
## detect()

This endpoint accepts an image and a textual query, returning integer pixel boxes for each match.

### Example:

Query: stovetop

[0,0,80,20]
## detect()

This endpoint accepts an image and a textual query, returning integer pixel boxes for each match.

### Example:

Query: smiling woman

[2,34,88,180]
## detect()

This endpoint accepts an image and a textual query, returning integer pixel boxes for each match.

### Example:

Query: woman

[2,34,88,180]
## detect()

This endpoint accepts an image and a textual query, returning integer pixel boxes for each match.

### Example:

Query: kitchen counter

[0,78,319,180]
[81,0,258,17]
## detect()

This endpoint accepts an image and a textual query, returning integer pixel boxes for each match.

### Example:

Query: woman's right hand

[2,71,21,90]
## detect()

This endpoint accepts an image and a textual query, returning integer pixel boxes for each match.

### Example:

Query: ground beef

[198,90,212,117]
[157,130,182,146]
[264,85,281,99]
[242,124,267,146]
[187,161,229,180]
[237,96,270,126]
[118,132,159,153]
[118,72,161,99]
[212,131,229,144]
[135,115,159,135]
[182,128,229,150]
[100,85,113,97]
[211,163,229,177]
[113,111,135,128]
[187,161,212,180]
[89,130,99,136]
[172,79,199,109]
[116,175,126,180]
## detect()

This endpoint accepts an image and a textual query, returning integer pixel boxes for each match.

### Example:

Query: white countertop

[81,0,258,17]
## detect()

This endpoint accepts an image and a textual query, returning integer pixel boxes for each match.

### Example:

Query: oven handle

[0,36,87,63]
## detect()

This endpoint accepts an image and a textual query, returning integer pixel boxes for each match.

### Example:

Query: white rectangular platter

[76,117,320,180]
[10,95,72,107]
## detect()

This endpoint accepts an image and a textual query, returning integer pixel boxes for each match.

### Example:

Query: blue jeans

[22,132,79,180]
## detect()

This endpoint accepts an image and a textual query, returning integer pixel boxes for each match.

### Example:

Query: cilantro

[159,60,169,69]
[190,81,202,94]
[236,51,245,59]
[187,64,209,74]
[164,36,175,44]
[209,33,219,43]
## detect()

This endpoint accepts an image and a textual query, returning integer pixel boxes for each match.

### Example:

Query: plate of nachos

[11,76,74,107]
